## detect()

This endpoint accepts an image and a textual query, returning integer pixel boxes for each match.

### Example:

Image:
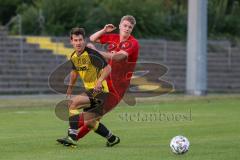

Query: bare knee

[68,98,80,110]
[85,120,97,129]
[69,102,78,110]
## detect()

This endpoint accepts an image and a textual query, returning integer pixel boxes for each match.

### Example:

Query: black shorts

[83,90,108,116]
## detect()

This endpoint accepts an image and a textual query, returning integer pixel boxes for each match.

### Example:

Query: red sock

[77,124,91,140]
[76,113,91,140]
[78,113,84,128]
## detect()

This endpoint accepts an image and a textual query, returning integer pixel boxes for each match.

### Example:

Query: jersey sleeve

[70,60,77,70]
[99,34,111,44]
[87,48,108,69]
[120,40,139,57]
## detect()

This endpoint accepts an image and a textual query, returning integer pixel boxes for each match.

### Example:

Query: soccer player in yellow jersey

[57,27,120,147]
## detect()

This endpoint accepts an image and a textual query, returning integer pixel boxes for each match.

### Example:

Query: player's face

[71,34,86,53]
[119,20,134,37]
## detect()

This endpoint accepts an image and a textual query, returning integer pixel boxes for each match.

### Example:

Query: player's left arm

[89,48,112,92]
[94,64,111,92]
[98,64,111,82]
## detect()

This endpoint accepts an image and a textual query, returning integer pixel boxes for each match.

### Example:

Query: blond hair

[120,15,136,26]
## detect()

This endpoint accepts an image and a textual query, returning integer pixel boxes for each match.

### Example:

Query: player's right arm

[89,24,116,43]
[97,50,127,61]
[66,70,78,98]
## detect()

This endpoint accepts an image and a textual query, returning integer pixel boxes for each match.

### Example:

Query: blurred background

[0,0,240,94]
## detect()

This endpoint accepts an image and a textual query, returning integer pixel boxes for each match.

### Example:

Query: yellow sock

[69,109,80,116]
[92,121,100,131]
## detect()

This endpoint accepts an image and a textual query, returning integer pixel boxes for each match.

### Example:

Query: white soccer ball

[170,135,190,154]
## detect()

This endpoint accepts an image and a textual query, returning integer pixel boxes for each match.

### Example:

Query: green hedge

[1,0,239,40]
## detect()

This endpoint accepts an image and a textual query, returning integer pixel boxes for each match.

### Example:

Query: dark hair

[70,27,85,39]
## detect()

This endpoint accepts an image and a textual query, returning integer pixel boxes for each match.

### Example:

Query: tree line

[0,0,239,40]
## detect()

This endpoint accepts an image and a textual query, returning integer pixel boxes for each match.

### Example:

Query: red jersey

[100,34,139,101]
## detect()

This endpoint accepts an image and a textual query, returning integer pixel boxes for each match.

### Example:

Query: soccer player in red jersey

[76,15,139,144]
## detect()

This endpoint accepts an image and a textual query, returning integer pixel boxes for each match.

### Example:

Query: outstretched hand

[103,24,116,33]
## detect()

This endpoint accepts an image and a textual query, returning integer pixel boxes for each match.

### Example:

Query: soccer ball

[170,135,190,154]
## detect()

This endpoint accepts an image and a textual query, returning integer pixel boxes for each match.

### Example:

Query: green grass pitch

[0,94,240,160]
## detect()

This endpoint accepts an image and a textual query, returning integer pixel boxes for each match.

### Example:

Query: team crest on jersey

[75,66,88,71]
[75,55,90,65]
[105,41,132,51]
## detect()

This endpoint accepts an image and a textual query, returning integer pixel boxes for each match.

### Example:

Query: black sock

[68,115,79,141]
[69,114,79,129]
[94,123,116,142]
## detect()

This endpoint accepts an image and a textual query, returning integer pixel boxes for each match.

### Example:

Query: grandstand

[138,40,240,93]
[0,26,240,94]
[0,27,67,94]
